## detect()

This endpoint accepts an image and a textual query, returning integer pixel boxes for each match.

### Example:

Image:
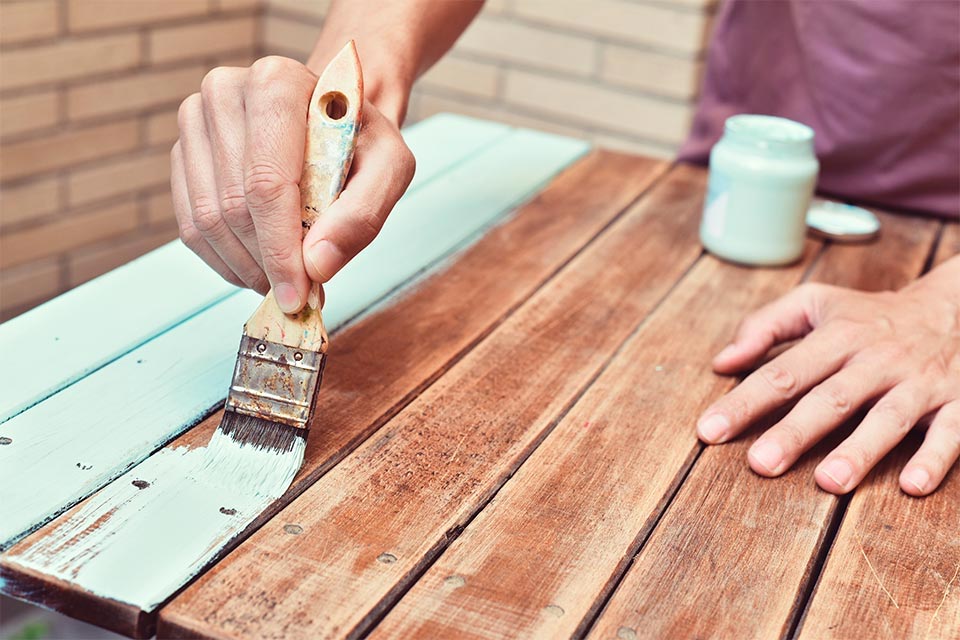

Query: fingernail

[697,413,730,443]
[903,467,929,494]
[715,344,738,361]
[305,240,344,283]
[274,282,301,314]
[749,440,784,474]
[821,458,853,491]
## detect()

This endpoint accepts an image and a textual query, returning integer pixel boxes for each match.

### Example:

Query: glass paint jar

[700,114,819,266]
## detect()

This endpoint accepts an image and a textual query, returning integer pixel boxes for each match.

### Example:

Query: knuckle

[841,442,871,469]
[758,364,798,397]
[775,420,808,452]
[261,242,296,274]
[178,225,202,251]
[872,401,913,435]
[219,191,252,229]
[244,163,288,209]
[248,56,297,89]
[200,67,230,100]
[177,93,202,129]
[352,201,385,243]
[813,383,852,417]
[190,196,224,234]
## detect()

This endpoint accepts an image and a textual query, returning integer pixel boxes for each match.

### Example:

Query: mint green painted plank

[0,114,508,426]
[0,123,588,553]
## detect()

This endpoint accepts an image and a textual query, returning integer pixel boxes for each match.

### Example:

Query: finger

[179,93,269,293]
[712,283,830,374]
[698,327,856,443]
[302,106,416,282]
[815,382,933,494]
[200,66,263,269]
[900,401,960,496]
[243,56,316,313]
[747,363,895,476]
[171,142,244,288]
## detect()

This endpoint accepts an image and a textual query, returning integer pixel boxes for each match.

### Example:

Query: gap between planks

[157,163,710,640]
[2,150,670,639]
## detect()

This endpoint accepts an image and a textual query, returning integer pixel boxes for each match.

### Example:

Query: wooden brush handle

[243,41,363,353]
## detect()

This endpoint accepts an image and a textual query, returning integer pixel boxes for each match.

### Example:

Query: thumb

[713,282,827,373]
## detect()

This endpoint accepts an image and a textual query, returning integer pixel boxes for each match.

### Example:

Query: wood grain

[795,213,959,640]
[934,222,959,267]
[368,208,821,639]
[0,121,584,553]
[157,163,706,640]
[3,150,666,638]
[797,431,959,639]
[584,211,941,640]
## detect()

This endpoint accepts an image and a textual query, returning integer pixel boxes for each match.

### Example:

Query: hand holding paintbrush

[201,41,363,486]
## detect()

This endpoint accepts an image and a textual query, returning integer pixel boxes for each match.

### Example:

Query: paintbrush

[200,41,363,490]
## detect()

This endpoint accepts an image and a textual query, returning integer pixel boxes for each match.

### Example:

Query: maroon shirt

[679,0,960,219]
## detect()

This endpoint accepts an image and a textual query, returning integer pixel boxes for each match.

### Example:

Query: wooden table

[1,114,957,640]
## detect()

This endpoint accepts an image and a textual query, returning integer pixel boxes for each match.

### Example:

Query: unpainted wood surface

[0,121,585,554]
[797,217,959,640]
[158,163,706,640]
[3,151,666,638]
[369,171,821,640]
[584,210,941,640]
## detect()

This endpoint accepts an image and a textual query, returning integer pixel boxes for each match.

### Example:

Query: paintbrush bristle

[198,411,306,495]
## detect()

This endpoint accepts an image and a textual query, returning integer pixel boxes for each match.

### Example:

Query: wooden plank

[796,216,959,640]
[0,125,588,552]
[0,114,504,427]
[934,222,959,267]
[154,163,707,640]
[367,187,820,640]
[584,211,940,640]
[796,432,960,639]
[3,150,666,637]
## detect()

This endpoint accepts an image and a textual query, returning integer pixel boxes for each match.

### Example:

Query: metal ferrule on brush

[225,336,326,430]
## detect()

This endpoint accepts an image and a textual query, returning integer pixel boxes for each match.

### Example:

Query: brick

[512,0,711,56]
[145,109,181,147]
[0,198,139,269]
[0,0,59,45]
[419,55,500,99]
[68,149,171,207]
[0,91,59,139]
[601,43,703,101]
[267,0,329,21]
[149,16,257,64]
[67,65,206,121]
[0,176,61,228]
[455,16,596,75]
[67,0,209,31]
[0,259,61,312]
[68,227,177,286]
[503,69,692,144]
[0,120,139,182]
[262,12,320,58]
[0,33,141,91]
[145,190,176,226]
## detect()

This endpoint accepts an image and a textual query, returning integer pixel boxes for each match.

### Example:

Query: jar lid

[806,199,881,242]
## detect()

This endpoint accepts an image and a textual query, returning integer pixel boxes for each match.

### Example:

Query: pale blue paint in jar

[701,114,819,265]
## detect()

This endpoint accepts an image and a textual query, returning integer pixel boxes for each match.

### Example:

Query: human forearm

[307,0,484,125]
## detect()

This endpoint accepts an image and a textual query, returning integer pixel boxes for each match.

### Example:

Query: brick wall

[0,0,259,320]
[0,0,714,321]
[264,0,715,157]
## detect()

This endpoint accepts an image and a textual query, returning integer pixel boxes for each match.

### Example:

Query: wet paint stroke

[6,434,297,611]
[0,117,590,614]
